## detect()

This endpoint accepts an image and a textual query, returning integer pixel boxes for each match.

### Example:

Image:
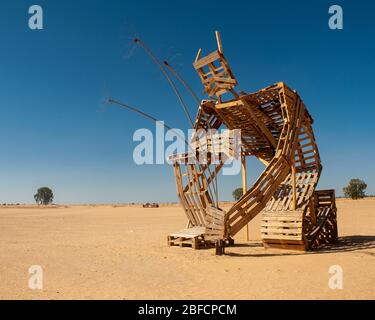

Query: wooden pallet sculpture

[168,32,338,252]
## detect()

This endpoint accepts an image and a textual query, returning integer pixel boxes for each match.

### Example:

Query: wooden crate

[261,211,306,251]
[307,189,338,249]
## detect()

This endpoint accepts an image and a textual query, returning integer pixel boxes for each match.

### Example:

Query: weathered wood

[168,32,337,252]
[215,31,223,54]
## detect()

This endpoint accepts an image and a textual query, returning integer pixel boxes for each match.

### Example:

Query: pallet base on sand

[168,226,210,249]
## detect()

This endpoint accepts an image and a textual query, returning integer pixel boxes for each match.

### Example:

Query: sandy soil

[0,199,374,300]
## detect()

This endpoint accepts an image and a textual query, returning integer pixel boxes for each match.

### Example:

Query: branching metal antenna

[163,61,201,105]
[133,38,194,127]
[133,38,219,206]
[107,98,217,204]
[107,98,185,144]
[163,60,221,206]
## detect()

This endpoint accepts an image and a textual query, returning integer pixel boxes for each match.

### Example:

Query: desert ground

[0,198,374,300]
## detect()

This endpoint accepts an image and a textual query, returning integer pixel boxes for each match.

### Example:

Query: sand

[0,198,374,300]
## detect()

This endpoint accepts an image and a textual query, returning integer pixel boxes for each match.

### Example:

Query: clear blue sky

[1,0,374,204]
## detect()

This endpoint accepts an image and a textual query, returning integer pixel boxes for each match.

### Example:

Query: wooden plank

[261,221,302,228]
[207,207,225,219]
[169,226,205,238]
[262,216,302,222]
[206,216,224,226]
[261,228,302,235]
[263,241,306,251]
[193,50,221,69]
[216,100,243,109]
[263,211,302,217]
[206,224,224,232]
[194,48,202,63]
[262,234,302,240]
[204,235,221,241]
[206,215,225,224]
[215,31,223,53]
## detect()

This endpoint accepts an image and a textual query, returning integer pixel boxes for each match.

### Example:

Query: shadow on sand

[225,235,375,257]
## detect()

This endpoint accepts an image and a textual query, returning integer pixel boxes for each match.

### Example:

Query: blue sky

[1,0,374,204]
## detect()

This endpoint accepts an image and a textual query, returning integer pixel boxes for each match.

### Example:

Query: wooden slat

[193,50,221,69]
[261,228,302,235]
[263,216,302,222]
[262,234,302,240]
[170,226,205,238]
[261,221,302,228]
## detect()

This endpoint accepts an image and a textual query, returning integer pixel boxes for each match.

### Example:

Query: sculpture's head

[193,31,238,101]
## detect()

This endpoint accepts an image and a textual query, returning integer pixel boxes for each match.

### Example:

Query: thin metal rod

[163,60,220,206]
[134,38,194,127]
[134,38,219,206]
[108,98,182,141]
[163,61,200,105]
[107,97,217,204]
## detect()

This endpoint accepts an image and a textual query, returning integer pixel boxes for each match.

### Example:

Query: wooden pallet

[306,189,338,249]
[168,206,226,249]
[261,211,306,251]
[204,206,226,241]
[168,226,207,249]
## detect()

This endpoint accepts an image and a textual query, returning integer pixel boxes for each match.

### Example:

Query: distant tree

[343,179,367,200]
[34,187,54,205]
[232,187,243,201]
